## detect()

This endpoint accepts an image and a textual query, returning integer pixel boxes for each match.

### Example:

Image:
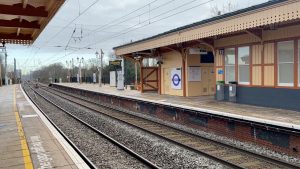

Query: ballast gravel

[51,85,300,167]
[37,86,228,169]
[24,85,150,169]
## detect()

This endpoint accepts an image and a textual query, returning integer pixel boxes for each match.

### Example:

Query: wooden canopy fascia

[0,3,48,17]
[0,33,32,40]
[114,0,300,56]
[0,19,40,29]
[0,0,65,44]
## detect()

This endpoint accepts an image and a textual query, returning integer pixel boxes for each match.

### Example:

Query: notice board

[188,66,201,82]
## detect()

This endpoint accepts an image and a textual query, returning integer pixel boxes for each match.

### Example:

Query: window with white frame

[142,58,158,67]
[298,40,300,86]
[225,48,236,84]
[277,41,294,86]
[238,46,250,84]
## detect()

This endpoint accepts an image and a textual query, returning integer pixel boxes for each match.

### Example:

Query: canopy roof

[0,0,65,45]
[114,0,300,56]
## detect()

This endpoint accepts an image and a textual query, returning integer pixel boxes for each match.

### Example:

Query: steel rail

[24,83,161,169]
[22,83,99,169]
[48,84,300,135]
[39,86,245,169]
[44,85,300,169]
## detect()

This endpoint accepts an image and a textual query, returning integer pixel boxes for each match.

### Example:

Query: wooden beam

[20,0,28,36]
[0,4,48,17]
[17,28,21,36]
[161,46,182,54]
[181,49,187,97]
[22,0,29,8]
[245,29,263,41]
[196,39,216,56]
[0,19,40,29]
[0,33,32,40]
[196,39,214,50]
[136,52,152,56]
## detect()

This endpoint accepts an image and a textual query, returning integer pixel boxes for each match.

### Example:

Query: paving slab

[0,85,89,169]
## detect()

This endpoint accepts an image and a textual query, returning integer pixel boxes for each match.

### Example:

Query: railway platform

[0,84,89,169]
[55,83,300,130]
[51,83,300,157]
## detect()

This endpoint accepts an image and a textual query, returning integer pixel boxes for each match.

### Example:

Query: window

[142,58,158,67]
[225,48,236,83]
[238,46,250,84]
[277,41,294,86]
[298,40,300,86]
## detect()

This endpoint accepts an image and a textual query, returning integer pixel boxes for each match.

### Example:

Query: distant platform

[0,84,89,169]
[54,83,300,130]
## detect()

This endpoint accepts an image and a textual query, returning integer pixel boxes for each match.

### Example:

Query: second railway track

[24,83,160,169]
[38,83,299,169]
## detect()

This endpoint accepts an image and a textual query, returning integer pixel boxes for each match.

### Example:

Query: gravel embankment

[51,86,300,166]
[37,86,227,169]
[24,85,151,169]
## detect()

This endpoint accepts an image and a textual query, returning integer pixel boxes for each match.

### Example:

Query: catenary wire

[48,0,214,63]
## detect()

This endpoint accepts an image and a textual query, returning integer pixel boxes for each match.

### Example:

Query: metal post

[122,57,124,86]
[14,58,16,84]
[79,60,81,83]
[99,49,103,87]
[4,52,7,85]
[135,61,137,85]
[66,60,70,82]
[77,57,83,84]
[67,61,69,82]
[0,64,2,86]
[72,58,74,82]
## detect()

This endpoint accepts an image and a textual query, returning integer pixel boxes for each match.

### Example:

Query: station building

[113,0,300,111]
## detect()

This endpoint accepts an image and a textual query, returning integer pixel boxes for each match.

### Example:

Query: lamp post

[95,50,104,87]
[66,60,71,82]
[1,42,8,85]
[77,57,84,84]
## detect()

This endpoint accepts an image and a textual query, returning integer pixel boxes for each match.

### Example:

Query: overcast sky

[6,0,267,74]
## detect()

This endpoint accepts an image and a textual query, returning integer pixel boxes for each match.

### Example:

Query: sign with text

[189,48,207,55]
[109,60,122,70]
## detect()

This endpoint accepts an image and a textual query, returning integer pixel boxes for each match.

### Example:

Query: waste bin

[228,81,238,102]
[216,81,225,101]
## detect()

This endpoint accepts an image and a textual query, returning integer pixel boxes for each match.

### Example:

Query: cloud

[6,0,267,74]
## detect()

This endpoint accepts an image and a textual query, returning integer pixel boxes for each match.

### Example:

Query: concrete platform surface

[56,83,300,130]
[0,85,89,169]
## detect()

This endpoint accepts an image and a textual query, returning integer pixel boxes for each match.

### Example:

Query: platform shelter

[113,0,300,111]
[0,0,65,44]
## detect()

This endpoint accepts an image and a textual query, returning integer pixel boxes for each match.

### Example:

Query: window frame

[277,40,295,87]
[298,39,300,87]
[224,48,236,84]
[237,46,250,85]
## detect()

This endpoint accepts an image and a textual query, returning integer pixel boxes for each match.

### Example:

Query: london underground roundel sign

[171,68,182,90]
[172,74,181,86]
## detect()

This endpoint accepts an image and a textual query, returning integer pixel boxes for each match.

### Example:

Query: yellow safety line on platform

[14,86,34,169]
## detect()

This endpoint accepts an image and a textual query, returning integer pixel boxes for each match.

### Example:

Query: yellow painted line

[14,86,34,169]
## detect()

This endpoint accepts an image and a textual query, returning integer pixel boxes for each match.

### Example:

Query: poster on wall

[117,71,124,90]
[93,73,96,83]
[188,66,201,82]
[171,68,182,90]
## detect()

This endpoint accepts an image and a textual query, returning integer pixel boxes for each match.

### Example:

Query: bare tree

[210,0,238,16]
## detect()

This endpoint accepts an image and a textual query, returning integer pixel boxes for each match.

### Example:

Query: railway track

[42,84,300,169]
[23,82,160,169]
